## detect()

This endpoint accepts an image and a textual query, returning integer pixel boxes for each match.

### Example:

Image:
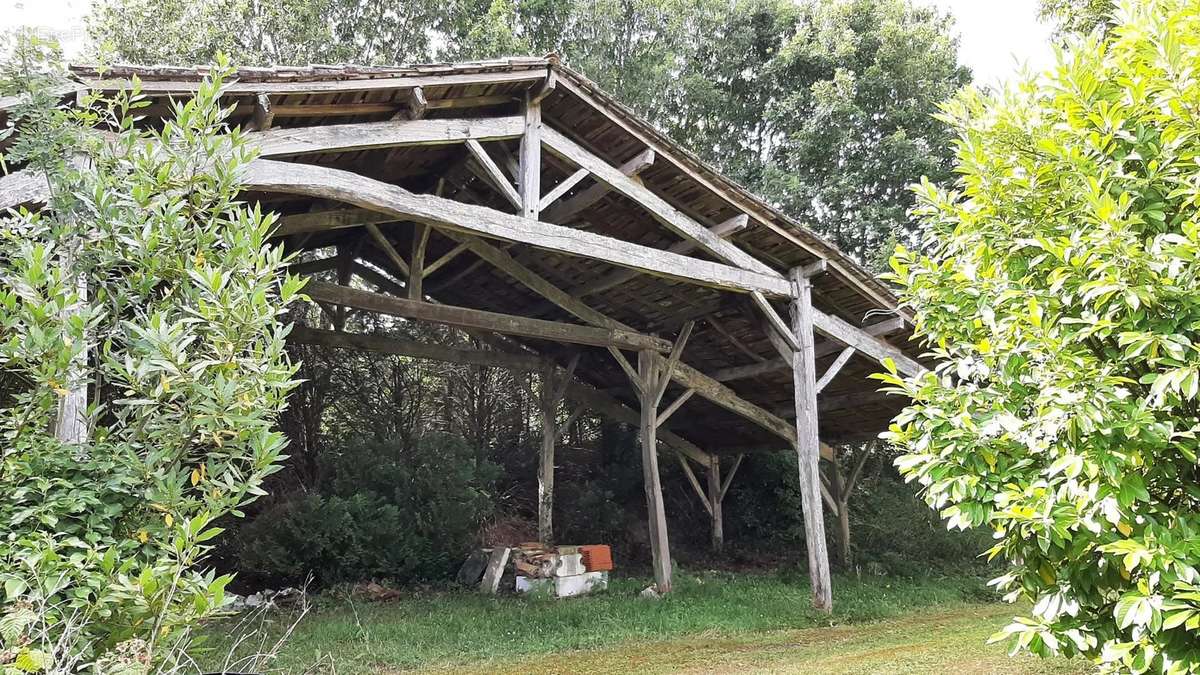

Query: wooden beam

[656,388,694,428]
[440,233,797,444]
[638,350,673,594]
[752,291,800,354]
[811,311,924,377]
[711,318,906,382]
[250,116,524,158]
[541,149,655,223]
[83,69,548,95]
[708,455,724,551]
[538,168,590,212]
[365,223,411,278]
[0,169,50,211]
[541,127,779,279]
[243,159,794,297]
[289,323,712,465]
[287,255,339,276]
[719,453,744,502]
[305,280,670,351]
[705,316,765,364]
[579,214,750,297]
[406,86,427,120]
[539,364,558,544]
[815,347,855,393]
[408,224,431,298]
[422,241,470,278]
[480,546,511,594]
[789,268,833,613]
[652,321,693,407]
[519,91,542,219]
[272,207,393,238]
[251,93,274,131]
[531,69,557,105]
[466,138,522,209]
[677,452,712,517]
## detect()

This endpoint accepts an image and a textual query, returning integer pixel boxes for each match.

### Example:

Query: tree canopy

[884,0,1200,670]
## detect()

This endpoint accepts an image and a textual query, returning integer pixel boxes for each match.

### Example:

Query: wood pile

[461,542,613,597]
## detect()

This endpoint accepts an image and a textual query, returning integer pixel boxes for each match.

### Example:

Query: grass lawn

[199,572,1088,674]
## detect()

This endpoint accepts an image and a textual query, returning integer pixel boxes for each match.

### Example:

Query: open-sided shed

[0,55,925,610]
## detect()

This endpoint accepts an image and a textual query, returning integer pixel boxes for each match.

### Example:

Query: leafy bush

[232,434,499,587]
[0,42,302,671]
[883,1,1200,670]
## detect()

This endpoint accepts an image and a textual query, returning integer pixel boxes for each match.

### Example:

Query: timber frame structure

[0,56,926,611]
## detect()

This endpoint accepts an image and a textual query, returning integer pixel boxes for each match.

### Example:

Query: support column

[707,456,723,552]
[538,366,556,545]
[638,349,673,593]
[789,267,833,612]
[828,454,851,567]
[519,91,542,220]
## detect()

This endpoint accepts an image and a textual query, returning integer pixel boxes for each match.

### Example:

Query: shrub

[0,42,302,670]
[883,1,1200,670]
[232,434,499,587]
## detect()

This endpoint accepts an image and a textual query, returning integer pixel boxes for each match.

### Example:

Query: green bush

[0,42,301,671]
[232,434,498,587]
[883,1,1200,670]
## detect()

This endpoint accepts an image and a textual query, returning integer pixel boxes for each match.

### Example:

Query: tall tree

[1039,0,1114,37]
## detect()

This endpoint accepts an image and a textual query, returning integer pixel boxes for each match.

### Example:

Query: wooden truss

[0,71,926,612]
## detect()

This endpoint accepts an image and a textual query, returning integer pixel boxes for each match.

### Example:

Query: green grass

[197,572,1088,674]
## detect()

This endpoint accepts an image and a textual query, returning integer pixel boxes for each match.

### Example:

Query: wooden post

[829,455,852,568]
[538,366,556,545]
[55,244,88,444]
[708,456,723,552]
[789,267,833,612]
[519,91,542,220]
[638,349,673,594]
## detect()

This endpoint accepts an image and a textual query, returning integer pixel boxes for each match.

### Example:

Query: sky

[0,0,1058,85]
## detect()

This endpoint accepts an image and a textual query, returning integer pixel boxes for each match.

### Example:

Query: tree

[1039,0,1115,37]
[882,1,1200,670]
[0,41,304,670]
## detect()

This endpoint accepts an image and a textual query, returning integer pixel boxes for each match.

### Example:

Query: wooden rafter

[542,148,655,223]
[250,116,525,158]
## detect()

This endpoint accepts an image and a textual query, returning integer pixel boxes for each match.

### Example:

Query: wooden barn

[0,55,927,611]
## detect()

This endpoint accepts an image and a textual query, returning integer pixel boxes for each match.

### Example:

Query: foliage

[1039,0,1116,37]
[0,40,303,671]
[231,434,499,588]
[883,1,1200,670]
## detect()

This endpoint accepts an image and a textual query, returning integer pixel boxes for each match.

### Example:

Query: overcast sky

[1,0,1057,85]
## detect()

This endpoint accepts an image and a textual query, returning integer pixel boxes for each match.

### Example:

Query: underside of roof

[6,56,925,451]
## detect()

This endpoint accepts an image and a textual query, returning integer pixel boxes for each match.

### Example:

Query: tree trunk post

[789,267,833,612]
[828,452,852,568]
[708,455,723,552]
[538,366,556,545]
[638,349,673,593]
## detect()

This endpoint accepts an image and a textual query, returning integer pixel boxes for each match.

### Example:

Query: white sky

[1,0,1057,85]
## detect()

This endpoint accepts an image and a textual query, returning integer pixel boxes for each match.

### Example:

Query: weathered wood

[752,291,801,354]
[539,366,557,544]
[638,350,673,594]
[708,455,723,551]
[556,403,586,437]
[607,347,643,395]
[719,453,744,501]
[579,214,751,297]
[272,207,393,238]
[422,241,470,278]
[811,310,924,377]
[710,318,905,382]
[245,160,795,296]
[705,316,765,364]
[0,169,50,210]
[541,127,780,279]
[305,280,670,351]
[541,148,655,223]
[480,546,511,594]
[407,86,428,120]
[365,223,411,278]
[563,381,709,465]
[553,73,903,313]
[287,255,340,276]
[790,267,833,613]
[85,69,548,95]
[677,453,712,517]
[438,234,798,444]
[531,69,557,105]
[250,116,524,158]
[828,452,852,567]
[816,347,855,393]
[467,138,522,209]
[252,93,275,131]
[409,224,431,298]
[519,91,542,219]
[537,168,590,212]
[652,321,693,407]
[655,388,694,428]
